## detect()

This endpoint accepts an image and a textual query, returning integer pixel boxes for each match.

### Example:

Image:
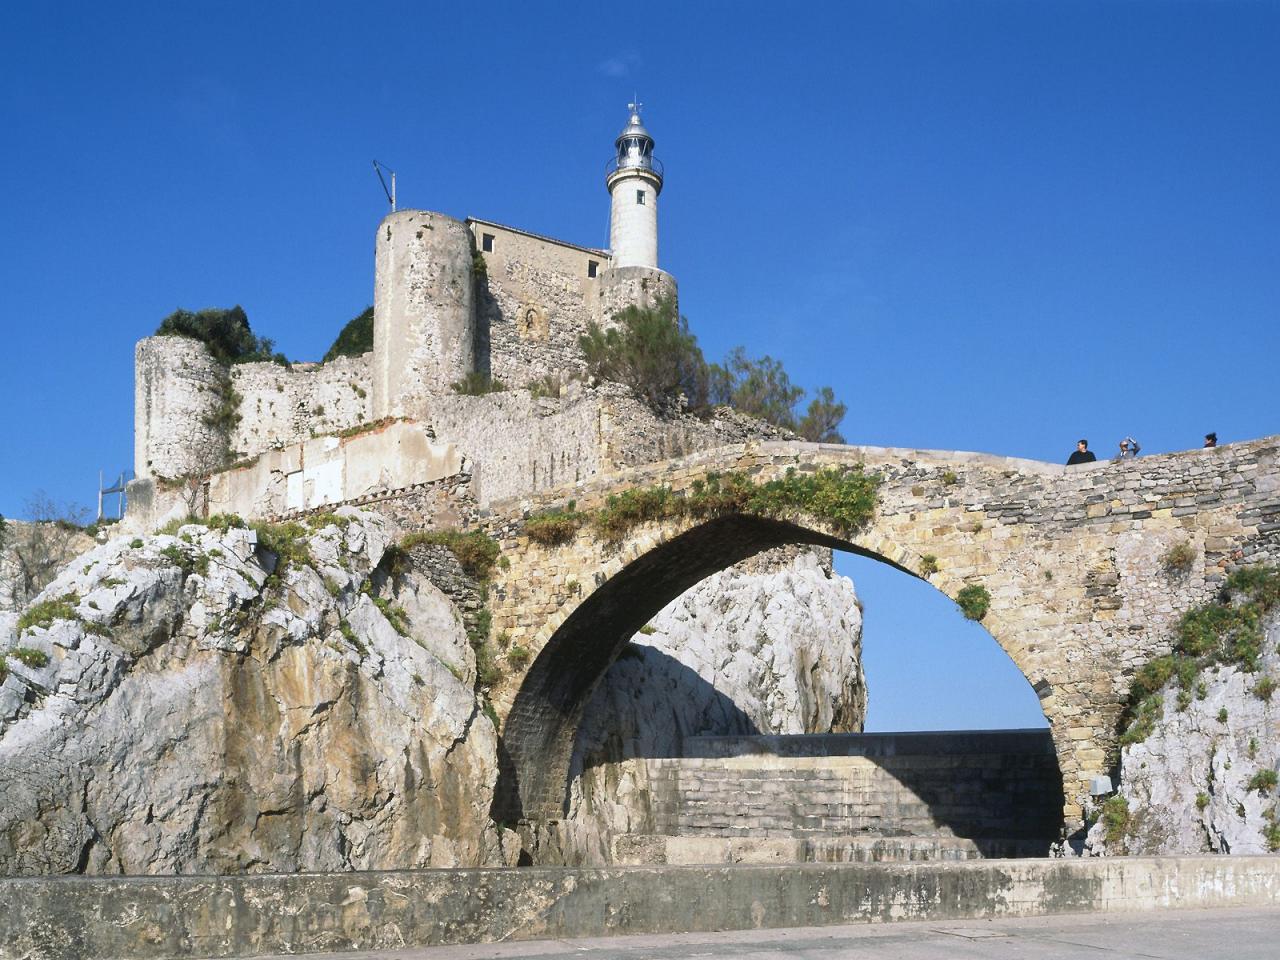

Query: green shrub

[160,544,210,577]
[919,554,939,576]
[941,471,959,486]
[373,597,410,636]
[155,306,286,365]
[1247,769,1278,794]
[1254,676,1276,701]
[506,644,531,668]
[451,372,506,396]
[17,594,79,633]
[528,375,563,399]
[1101,795,1131,845]
[581,297,709,409]
[1162,541,1196,573]
[401,530,500,580]
[1196,791,1210,811]
[251,521,312,571]
[955,584,990,621]
[1218,707,1229,723]
[323,306,373,362]
[637,624,657,636]
[130,538,144,549]
[524,509,585,546]
[10,647,49,669]
[338,619,367,657]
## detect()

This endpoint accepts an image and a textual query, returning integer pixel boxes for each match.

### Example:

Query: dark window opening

[587,260,599,278]
[636,190,646,205]
[482,233,495,252]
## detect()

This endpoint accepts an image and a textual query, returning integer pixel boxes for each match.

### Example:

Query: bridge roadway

[252,907,1280,959]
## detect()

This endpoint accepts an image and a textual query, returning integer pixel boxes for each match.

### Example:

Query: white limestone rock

[561,546,866,861]
[0,510,517,875]
[1085,614,1279,856]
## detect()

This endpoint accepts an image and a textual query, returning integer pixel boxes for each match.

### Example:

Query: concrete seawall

[3,857,1278,959]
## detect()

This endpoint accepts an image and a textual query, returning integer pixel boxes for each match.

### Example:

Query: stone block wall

[469,218,608,388]
[230,354,370,459]
[484,436,1280,828]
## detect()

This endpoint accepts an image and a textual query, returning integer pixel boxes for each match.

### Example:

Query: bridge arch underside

[495,512,1064,837]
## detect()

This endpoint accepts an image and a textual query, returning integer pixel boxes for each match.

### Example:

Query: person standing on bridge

[1205,432,1218,448]
[1067,439,1097,465]
[1117,437,1140,458]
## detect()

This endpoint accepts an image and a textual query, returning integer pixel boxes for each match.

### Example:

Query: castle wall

[424,388,605,505]
[468,219,608,388]
[134,337,225,480]
[593,266,678,325]
[230,354,371,460]
[373,211,475,420]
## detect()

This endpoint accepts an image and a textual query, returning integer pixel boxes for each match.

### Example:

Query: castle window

[587,260,598,278]
[481,233,495,252]
[636,190,646,205]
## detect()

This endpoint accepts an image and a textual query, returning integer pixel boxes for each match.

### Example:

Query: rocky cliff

[0,512,516,875]
[1086,605,1279,856]
[1,514,868,874]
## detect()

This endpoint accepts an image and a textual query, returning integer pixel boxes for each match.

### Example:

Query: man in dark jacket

[1067,439,1097,465]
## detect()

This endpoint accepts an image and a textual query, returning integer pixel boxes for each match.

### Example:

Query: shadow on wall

[571,644,763,776]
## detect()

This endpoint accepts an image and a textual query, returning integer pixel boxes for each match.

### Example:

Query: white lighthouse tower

[606,101,663,269]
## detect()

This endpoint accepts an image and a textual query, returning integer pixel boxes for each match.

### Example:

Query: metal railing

[605,155,664,179]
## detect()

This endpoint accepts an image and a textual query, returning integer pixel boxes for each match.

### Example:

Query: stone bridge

[480,437,1280,834]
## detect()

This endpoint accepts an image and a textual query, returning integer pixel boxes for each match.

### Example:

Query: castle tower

[606,102,663,269]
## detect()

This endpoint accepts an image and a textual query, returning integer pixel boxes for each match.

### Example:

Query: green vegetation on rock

[1120,565,1280,747]
[156,306,285,365]
[322,306,373,362]
[567,466,879,545]
[955,584,991,621]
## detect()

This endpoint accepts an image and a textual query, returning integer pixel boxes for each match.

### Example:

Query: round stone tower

[606,102,663,269]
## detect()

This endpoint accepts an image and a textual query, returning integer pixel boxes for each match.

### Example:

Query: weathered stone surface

[0,511,516,875]
[554,546,865,863]
[485,436,1280,829]
[1085,613,1280,856]
[2,856,1279,960]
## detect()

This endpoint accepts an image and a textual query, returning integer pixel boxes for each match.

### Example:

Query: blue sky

[2,1,1277,729]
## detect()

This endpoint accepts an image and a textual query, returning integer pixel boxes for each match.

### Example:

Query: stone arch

[493,509,1061,829]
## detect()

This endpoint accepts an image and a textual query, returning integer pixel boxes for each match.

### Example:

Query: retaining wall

[3,857,1277,959]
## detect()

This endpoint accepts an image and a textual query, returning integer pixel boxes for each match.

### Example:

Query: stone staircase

[609,729,1063,864]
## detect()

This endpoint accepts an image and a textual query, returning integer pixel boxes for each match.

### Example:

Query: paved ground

[258,907,1279,960]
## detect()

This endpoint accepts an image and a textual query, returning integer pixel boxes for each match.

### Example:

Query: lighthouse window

[636,190,646,205]
[481,233,495,252]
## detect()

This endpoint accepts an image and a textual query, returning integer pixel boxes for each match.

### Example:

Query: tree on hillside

[708,347,805,428]
[323,306,374,362]
[156,306,286,365]
[5,493,90,606]
[580,297,709,408]
[797,387,847,444]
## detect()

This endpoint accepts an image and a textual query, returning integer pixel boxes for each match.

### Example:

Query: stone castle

[127,104,694,530]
